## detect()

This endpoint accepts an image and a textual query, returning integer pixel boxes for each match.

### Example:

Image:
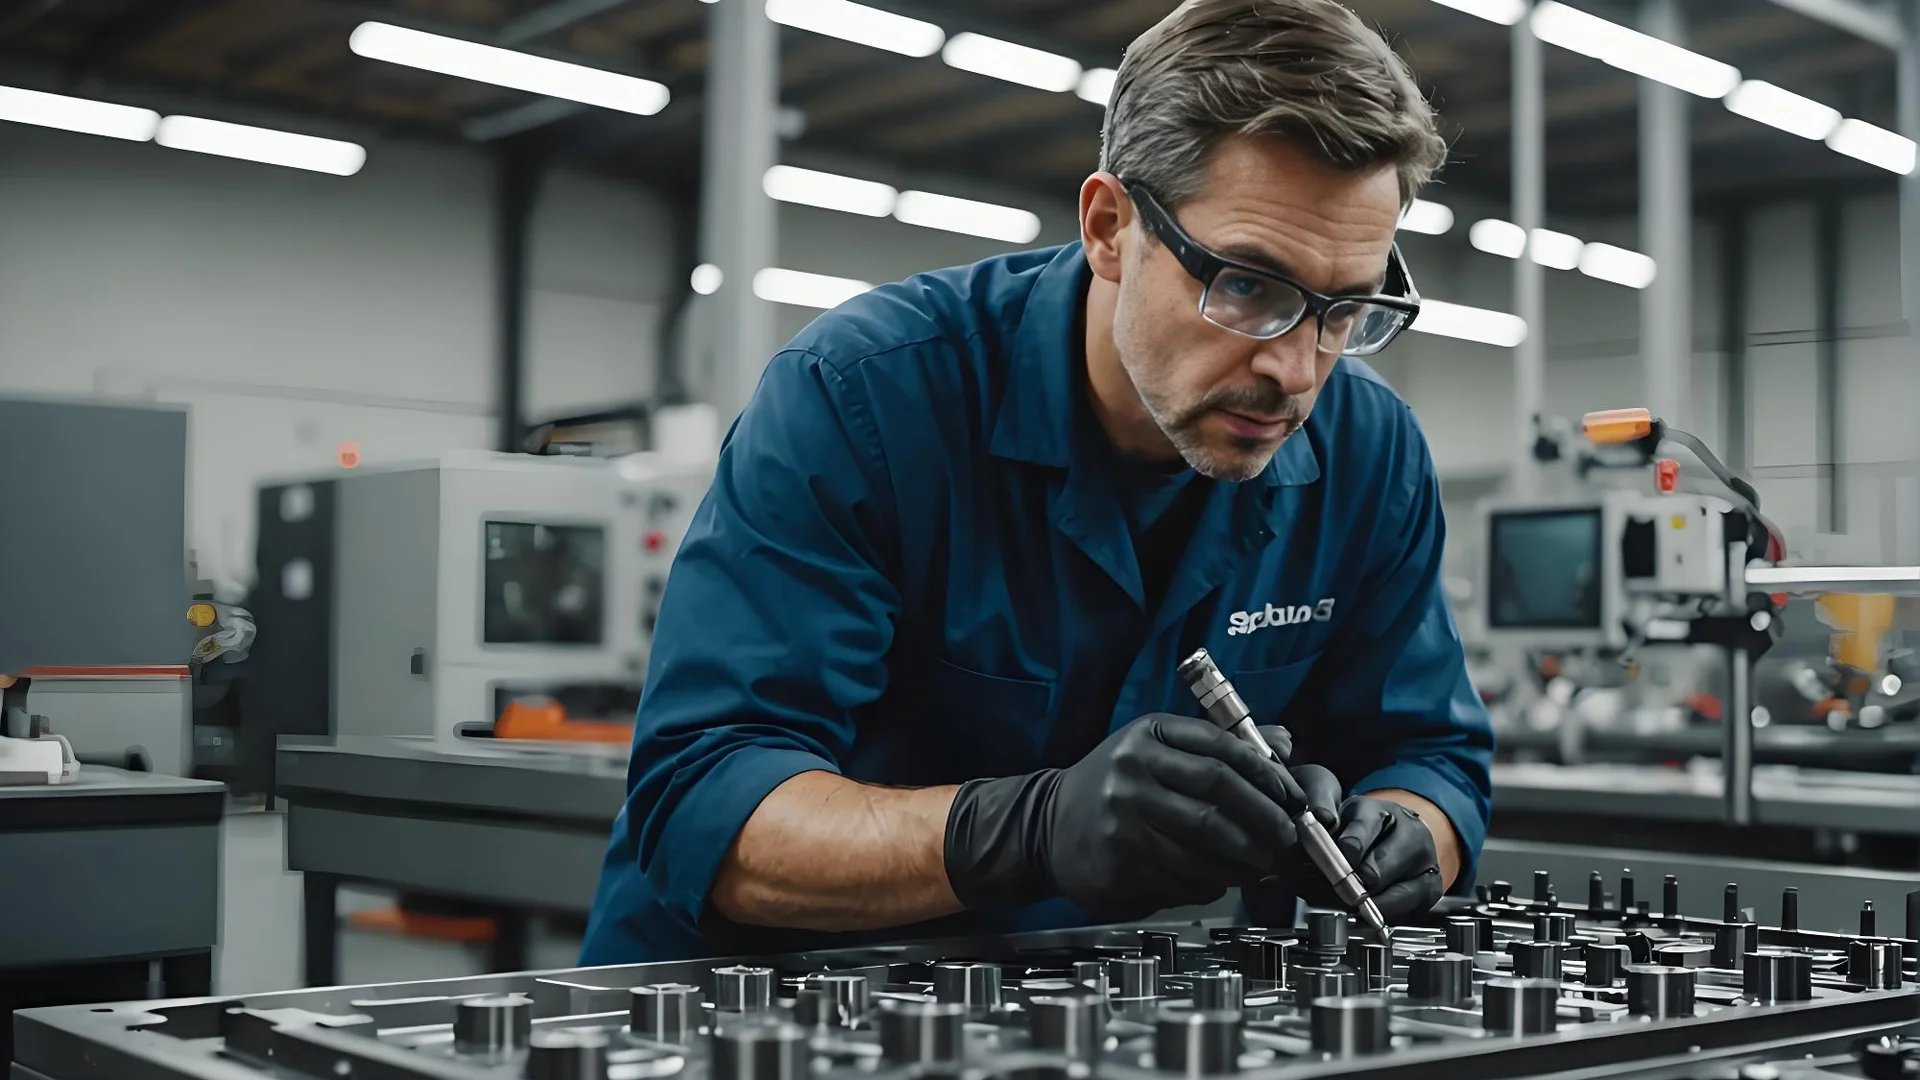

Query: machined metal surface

[16,898,1920,1080]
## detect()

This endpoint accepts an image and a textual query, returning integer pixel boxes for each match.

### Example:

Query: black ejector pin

[1725,884,1740,924]
[1663,876,1679,920]
[1620,871,1635,914]
[1783,888,1800,931]
[1589,872,1606,913]
[1863,901,1878,938]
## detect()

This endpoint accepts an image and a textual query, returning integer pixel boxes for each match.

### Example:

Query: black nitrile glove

[943,714,1320,921]
[1290,794,1443,920]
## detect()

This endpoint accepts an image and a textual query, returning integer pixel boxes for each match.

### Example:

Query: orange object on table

[493,698,634,744]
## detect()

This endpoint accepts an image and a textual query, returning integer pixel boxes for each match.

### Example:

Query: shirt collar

[988,241,1321,490]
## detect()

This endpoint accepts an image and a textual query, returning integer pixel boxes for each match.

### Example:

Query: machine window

[483,522,607,645]
[1487,508,1603,630]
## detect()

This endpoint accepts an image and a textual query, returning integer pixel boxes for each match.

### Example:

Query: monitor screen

[483,522,606,645]
[1487,508,1603,630]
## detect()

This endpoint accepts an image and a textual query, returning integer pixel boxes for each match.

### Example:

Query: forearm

[710,770,965,932]
[1365,788,1463,889]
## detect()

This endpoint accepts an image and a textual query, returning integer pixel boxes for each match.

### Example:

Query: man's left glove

[1291,795,1443,921]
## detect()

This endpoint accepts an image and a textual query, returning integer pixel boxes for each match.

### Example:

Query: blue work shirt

[581,242,1494,964]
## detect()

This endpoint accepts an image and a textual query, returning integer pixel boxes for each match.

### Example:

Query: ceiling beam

[495,0,628,47]
[1760,0,1901,50]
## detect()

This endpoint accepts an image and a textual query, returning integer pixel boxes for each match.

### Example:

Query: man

[582,0,1493,964]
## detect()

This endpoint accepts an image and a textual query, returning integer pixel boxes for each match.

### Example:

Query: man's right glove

[943,713,1337,921]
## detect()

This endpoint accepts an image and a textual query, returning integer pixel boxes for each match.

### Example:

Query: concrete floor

[216,808,584,995]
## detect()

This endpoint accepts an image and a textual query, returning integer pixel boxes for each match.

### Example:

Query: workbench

[0,767,224,1064]
[275,736,627,986]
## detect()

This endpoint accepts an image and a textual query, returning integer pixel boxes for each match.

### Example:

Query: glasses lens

[1324,301,1410,356]
[1202,269,1309,339]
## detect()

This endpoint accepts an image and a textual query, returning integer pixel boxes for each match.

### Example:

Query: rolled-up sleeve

[620,348,901,930]
[1304,408,1495,891]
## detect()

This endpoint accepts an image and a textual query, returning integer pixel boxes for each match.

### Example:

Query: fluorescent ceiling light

[1429,0,1527,24]
[1578,243,1657,288]
[1530,2,1741,99]
[763,165,897,216]
[1724,79,1841,141]
[1468,218,1526,258]
[350,22,669,115]
[753,268,872,309]
[1398,199,1455,235]
[765,0,943,57]
[155,116,365,175]
[894,190,1042,243]
[1528,227,1583,270]
[691,264,723,295]
[0,85,158,141]
[1827,118,1918,175]
[1411,300,1529,347]
[941,32,1081,93]
[1077,67,1118,107]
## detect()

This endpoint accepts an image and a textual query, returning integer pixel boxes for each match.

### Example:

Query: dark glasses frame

[1122,180,1422,354]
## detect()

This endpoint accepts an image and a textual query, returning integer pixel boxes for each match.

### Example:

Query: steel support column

[1513,5,1546,497]
[496,154,544,454]
[697,0,779,420]
[1814,195,1844,533]
[1641,0,1690,429]
[1899,0,1920,562]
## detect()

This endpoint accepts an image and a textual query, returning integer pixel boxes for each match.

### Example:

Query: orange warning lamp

[186,603,217,628]
[336,441,361,469]
[1582,407,1654,445]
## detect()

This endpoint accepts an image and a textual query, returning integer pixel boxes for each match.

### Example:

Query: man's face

[1109,137,1402,481]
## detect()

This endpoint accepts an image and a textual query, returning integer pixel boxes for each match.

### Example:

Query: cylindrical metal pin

[1308,997,1390,1056]
[1625,965,1695,1019]
[710,1019,809,1080]
[1534,870,1551,906]
[806,974,870,1027]
[1863,901,1879,938]
[712,966,775,1013]
[1445,918,1481,957]
[1782,888,1799,932]
[1588,871,1606,913]
[454,994,532,1053]
[932,962,1003,1016]
[1111,956,1160,1000]
[1140,931,1182,975]
[1743,949,1813,1003]
[877,1001,965,1066]
[1663,876,1679,920]
[629,984,700,1043]
[1619,870,1635,914]
[1347,942,1392,989]
[1481,978,1559,1035]
[1193,970,1244,1012]
[1153,1006,1242,1076]
[1584,944,1628,988]
[524,1028,611,1080]
[1028,993,1104,1061]
[1510,941,1563,980]
[1407,953,1473,1005]
[1847,940,1904,990]
[1292,966,1361,1009]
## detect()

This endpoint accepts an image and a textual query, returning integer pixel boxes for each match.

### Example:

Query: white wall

[0,125,674,591]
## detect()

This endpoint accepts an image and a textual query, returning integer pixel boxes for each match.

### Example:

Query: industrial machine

[0,396,197,782]
[241,449,707,754]
[17,869,1920,1080]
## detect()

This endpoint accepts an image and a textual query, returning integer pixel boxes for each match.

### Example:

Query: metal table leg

[302,872,338,987]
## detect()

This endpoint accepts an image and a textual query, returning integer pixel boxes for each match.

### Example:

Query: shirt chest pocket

[1228,652,1323,725]
[924,656,1054,777]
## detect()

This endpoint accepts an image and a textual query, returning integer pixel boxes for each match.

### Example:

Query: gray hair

[1100,0,1448,209]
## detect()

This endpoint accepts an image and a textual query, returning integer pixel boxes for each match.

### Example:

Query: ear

[1079,171,1131,285]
